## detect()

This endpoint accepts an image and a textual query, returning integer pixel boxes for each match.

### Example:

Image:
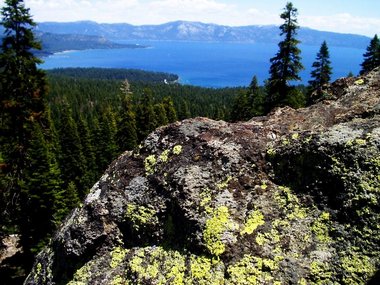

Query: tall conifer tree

[162,97,178,123]
[0,1,68,274]
[136,88,158,140]
[266,2,303,110]
[309,41,332,91]
[360,34,380,75]
[0,0,47,223]
[77,116,97,187]
[20,122,64,257]
[117,80,138,151]
[57,104,87,198]
[248,75,265,116]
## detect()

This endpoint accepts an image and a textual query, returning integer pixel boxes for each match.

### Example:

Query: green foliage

[154,103,169,127]
[77,116,97,185]
[20,121,64,254]
[231,76,266,121]
[0,0,65,273]
[309,41,333,93]
[266,2,304,111]
[117,80,138,151]
[98,108,118,169]
[360,34,380,75]
[47,67,178,83]
[135,88,158,141]
[56,104,87,197]
[162,97,178,123]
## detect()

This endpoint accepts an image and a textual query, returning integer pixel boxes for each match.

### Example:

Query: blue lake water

[41,41,364,88]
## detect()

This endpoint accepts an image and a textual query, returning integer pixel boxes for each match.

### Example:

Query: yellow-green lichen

[310,261,333,284]
[36,263,42,277]
[282,138,290,146]
[67,260,95,284]
[217,176,233,190]
[341,252,376,285]
[200,188,212,211]
[128,247,186,285]
[240,209,265,236]
[292,133,300,140]
[267,147,276,157]
[189,256,224,284]
[203,206,236,256]
[125,204,157,231]
[227,255,278,285]
[298,278,307,285]
[274,186,308,221]
[110,246,128,269]
[354,138,367,145]
[111,275,125,285]
[260,182,268,190]
[287,204,307,220]
[311,212,331,243]
[144,155,157,175]
[159,149,170,162]
[255,233,266,246]
[173,145,183,155]
[354,78,364,85]
[254,226,282,248]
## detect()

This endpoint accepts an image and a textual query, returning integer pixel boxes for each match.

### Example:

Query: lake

[41,41,365,88]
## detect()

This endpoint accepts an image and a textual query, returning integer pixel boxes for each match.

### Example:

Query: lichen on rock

[25,68,380,285]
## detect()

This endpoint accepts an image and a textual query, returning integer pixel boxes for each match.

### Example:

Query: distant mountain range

[36,20,371,49]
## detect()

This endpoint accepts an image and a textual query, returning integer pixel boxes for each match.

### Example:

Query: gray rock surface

[25,68,380,285]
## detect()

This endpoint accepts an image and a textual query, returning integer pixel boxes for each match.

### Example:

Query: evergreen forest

[1,1,379,284]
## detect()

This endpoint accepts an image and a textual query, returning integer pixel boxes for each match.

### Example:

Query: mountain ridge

[36,20,370,49]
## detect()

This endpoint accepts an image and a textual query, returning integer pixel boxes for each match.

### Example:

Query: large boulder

[26,68,380,284]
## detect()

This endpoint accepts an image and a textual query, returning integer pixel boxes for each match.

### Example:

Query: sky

[6,0,380,36]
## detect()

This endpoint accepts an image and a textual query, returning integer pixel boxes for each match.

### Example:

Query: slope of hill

[36,20,370,49]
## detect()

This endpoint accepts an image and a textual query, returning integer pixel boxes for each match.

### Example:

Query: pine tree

[162,97,178,123]
[94,108,119,172]
[266,2,303,110]
[135,88,158,140]
[102,108,119,162]
[20,121,64,261]
[77,116,97,187]
[360,34,380,75]
[178,100,191,120]
[155,103,169,126]
[116,80,138,151]
[57,104,87,198]
[0,0,47,229]
[231,91,250,122]
[0,1,61,273]
[309,41,332,91]
[247,75,265,117]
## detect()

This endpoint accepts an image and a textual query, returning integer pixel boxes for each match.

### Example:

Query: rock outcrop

[25,68,380,285]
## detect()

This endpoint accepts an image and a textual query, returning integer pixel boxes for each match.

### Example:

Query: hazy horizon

[35,19,373,39]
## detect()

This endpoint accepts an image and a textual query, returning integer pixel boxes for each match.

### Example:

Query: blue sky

[12,0,380,36]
